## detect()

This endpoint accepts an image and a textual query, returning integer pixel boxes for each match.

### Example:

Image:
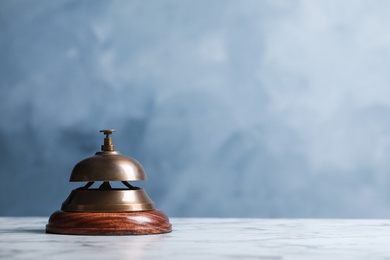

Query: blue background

[2,0,390,217]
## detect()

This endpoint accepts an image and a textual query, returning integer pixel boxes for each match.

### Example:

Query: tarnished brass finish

[69,130,146,182]
[61,189,155,212]
[69,151,146,182]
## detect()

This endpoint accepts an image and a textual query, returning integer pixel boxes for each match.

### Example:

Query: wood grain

[46,209,172,235]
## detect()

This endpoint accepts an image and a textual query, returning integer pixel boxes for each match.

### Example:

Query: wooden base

[46,209,172,235]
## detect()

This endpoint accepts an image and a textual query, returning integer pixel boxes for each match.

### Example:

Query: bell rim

[61,188,156,212]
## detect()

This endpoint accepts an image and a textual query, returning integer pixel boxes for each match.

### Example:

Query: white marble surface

[2,217,390,259]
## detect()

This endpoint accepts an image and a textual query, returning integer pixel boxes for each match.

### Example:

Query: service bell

[46,130,172,235]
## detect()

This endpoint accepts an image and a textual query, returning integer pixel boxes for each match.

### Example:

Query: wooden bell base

[46,209,172,235]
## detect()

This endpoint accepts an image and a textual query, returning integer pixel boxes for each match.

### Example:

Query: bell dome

[69,130,146,182]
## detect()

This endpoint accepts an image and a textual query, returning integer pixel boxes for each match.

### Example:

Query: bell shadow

[1,229,45,234]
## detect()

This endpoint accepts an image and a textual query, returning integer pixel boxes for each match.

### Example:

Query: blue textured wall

[1,0,390,217]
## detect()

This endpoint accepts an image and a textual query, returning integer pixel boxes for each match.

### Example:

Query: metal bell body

[61,130,155,213]
[69,151,146,182]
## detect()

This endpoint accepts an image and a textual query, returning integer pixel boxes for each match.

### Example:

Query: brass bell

[46,130,172,235]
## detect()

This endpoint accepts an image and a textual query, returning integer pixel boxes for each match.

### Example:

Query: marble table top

[1,217,390,259]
